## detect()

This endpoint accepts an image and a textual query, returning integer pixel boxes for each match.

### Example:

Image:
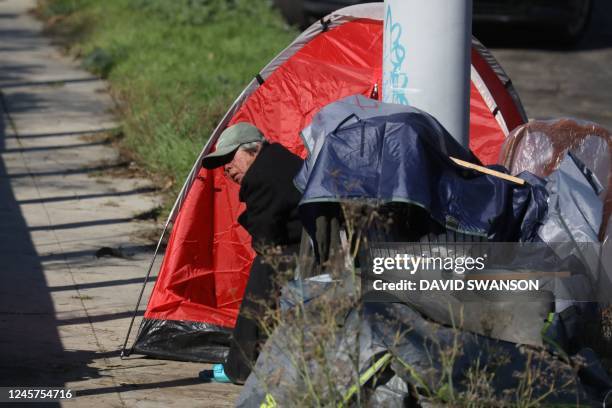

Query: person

[200,122,304,384]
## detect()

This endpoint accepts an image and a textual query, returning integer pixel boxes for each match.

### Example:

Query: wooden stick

[450,157,525,185]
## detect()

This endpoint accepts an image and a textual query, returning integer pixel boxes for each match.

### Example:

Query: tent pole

[118,78,252,359]
[382,0,472,148]
[120,216,172,359]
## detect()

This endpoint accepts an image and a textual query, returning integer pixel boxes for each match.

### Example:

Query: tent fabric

[132,3,529,362]
[297,108,548,241]
[132,318,231,362]
[470,38,527,136]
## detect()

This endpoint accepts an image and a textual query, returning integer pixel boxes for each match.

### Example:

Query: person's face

[223,148,258,185]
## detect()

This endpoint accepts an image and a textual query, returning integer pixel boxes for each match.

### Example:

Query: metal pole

[382,0,473,148]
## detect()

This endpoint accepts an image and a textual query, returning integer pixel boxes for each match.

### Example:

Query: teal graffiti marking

[384,5,409,105]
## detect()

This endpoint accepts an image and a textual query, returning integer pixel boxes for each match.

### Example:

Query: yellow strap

[260,392,277,408]
[261,352,393,408]
[339,352,393,407]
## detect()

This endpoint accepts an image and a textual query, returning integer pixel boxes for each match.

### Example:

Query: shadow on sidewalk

[17,186,157,204]
[4,161,130,178]
[0,95,108,398]
[49,276,156,292]
[0,139,112,153]
[57,310,144,326]
[75,377,204,397]
[0,96,64,396]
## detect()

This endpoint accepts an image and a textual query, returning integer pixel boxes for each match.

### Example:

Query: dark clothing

[225,250,297,384]
[238,143,303,250]
[226,143,303,384]
[225,256,275,383]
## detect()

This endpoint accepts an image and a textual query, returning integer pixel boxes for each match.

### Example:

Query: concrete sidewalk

[0,0,238,406]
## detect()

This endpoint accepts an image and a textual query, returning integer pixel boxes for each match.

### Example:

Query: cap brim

[201,146,238,169]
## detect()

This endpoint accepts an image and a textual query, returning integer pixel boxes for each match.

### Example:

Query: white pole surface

[382,0,473,148]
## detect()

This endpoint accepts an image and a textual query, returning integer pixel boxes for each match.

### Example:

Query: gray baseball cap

[201,122,264,169]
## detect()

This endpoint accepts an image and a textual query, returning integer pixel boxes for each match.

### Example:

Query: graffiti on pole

[383,4,409,106]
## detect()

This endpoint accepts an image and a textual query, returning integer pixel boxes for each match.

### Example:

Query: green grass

[38,0,298,206]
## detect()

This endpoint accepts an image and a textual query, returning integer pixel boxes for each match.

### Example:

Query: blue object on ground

[198,364,231,383]
[213,364,231,383]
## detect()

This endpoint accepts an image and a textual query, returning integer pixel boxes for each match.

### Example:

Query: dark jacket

[238,143,303,250]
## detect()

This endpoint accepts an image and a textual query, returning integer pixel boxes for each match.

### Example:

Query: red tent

[126,3,528,362]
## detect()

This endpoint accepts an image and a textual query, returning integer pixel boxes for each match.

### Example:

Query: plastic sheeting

[540,153,604,244]
[298,108,548,241]
[501,118,612,362]
[237,288,609,407]
[501,118,612,311]
[132,319,230,363]
[501,118,611,242]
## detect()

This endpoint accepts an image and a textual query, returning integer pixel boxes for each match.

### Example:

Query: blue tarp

[296,95,422,191]
[296,100,548,241]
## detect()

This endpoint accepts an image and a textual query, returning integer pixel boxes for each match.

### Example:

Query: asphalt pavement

[477,0,612,130]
